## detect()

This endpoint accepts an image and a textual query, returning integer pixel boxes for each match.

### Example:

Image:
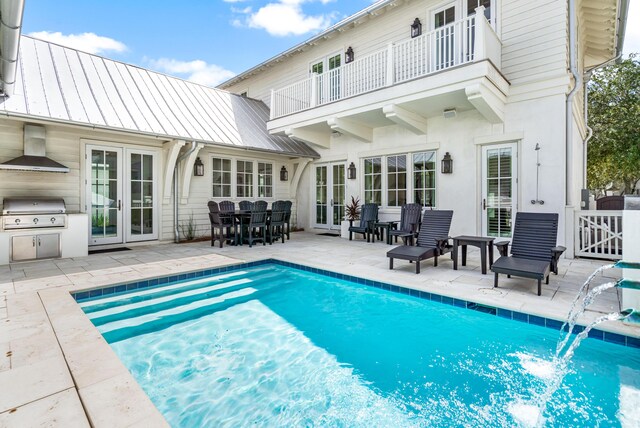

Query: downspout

[566,0,581,206]
[174,141,197,243]
[0,0,25,96]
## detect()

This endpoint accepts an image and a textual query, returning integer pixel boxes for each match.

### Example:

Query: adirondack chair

[283,201,293,240]
[387,210,453,274]
[348,203,379,242]
[389,203,422,245]
[268,200,287,244]
[491,212,565,296]
[207,201,236,247]
[245,200,268,247]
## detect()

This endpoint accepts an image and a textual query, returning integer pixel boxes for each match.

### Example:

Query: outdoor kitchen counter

[0,213,88,265]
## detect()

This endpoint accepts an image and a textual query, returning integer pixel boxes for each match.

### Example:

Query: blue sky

[23,0,375,86]
[22,0,640,88]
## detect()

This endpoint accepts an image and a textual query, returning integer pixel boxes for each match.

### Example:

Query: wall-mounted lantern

[193,157,204,176]
[411,18,422,38]
[345,47,354,64]
[347,162,357,180]
[280,166,289,181]
[441,152,453,174]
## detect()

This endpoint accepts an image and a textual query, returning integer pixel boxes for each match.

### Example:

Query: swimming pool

[78,262,640,427]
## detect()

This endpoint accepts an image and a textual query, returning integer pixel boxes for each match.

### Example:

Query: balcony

[269,10,508,145]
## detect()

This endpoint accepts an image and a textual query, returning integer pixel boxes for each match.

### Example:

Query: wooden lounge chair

[389,203,422,245]
[491,212,565,296]
[387,210,453,274]
[349,203,378,242]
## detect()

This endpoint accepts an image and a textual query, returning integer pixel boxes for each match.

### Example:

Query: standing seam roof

[0,35,319,159]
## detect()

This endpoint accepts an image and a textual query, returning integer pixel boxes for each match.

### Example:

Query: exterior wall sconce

[347,162,357,180]
[193,157,204,176]
[280,166,289,181]
[411,18,422,38]
[441,152,453,174]
[345,47,354,64]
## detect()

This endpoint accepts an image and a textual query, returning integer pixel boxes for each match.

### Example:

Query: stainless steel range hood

[0,124,69,173]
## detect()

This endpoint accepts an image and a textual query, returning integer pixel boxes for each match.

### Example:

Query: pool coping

[73,258,640,349]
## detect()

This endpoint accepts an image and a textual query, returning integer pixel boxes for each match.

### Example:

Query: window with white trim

[212,157,231,198]
[236,160,253,198]
[257,162,273,198]
[413,151,437,207]
[363,151,437,208]
[364,157,382,205]
[387,155,407,207]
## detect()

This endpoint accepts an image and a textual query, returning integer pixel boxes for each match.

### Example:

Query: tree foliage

[587,54,640,195]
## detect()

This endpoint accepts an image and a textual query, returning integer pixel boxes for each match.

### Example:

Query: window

[236,160,253,198]
[387,155,407,207]
[257,162,273,198]
[364,157,382,205]
[328,54,341,70]
[362,151,437,208]
[413,152,436,207]
[311,61,323,75]
[212,157,231,198]
[467,0,492,22]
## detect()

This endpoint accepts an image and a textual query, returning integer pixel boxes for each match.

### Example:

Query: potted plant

[341,196,360,239]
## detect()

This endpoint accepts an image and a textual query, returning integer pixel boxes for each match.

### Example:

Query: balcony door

[86,144,159,246]
[314,163,346,230]
[481,143,518,238]
[432,3,457,70]
[310,52,341,104]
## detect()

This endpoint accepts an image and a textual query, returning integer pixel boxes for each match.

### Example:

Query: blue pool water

[80,264,640,427]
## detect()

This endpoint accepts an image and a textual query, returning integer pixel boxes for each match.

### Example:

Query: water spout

[614,261,640,270]
[620,308,640,324]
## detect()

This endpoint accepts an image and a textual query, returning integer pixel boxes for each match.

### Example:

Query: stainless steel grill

[2,197,67,230]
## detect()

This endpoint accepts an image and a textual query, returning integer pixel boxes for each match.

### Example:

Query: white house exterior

[219,0,628,255]
[0,0,628,264]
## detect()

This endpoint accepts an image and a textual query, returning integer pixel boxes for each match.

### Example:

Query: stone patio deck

[0,232,636,426]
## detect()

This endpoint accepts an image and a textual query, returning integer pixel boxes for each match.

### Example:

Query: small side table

[452,235,495,275]
[373,221,398,245]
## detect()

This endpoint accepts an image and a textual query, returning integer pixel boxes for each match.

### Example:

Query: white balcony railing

[270,7,501,120]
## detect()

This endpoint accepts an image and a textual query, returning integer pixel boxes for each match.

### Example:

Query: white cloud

[623,0,640,56]
[234,0,334,37]
[146,58,236,87]
[27,31,127,55]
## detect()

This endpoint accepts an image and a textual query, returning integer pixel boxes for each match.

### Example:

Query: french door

[311,53,342,104]
[482,143,517,238]
[86,145,158,245]
[314,163,346,230]
[432,3,457,70]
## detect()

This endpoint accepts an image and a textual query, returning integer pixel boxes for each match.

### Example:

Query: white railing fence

[271,7,499,119]
[575,210,623,260]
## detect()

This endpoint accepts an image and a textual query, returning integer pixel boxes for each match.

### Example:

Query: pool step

[100,279,295,343]
[88,271,282,326]
[81,266,276,314]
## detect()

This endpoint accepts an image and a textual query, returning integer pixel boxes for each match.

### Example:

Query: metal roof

[0,35,319,159]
